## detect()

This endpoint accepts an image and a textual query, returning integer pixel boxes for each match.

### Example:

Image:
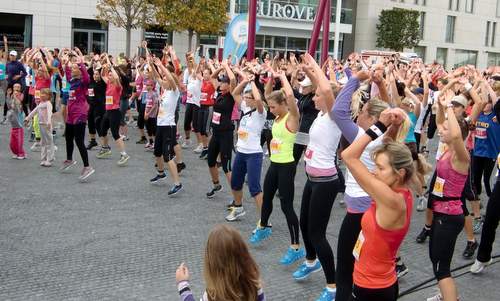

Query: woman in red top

[341,108,415,301]
[197,68,216,159]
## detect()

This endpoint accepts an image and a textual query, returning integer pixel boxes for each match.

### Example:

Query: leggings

[146,117,157,137]
[477,179,500,263]
[88,104,105,136]
[261,161,299,245]
[100,109,121,140]
[336,211,364,301]
[429,212,464,281]
[300,177,342,284]
[184,103,195,132]
[351,282,399,301]
[427,114,437,140]
[196,105,210,136]
[472,155,496,197]
[65,123,89,167]
[137,102,146,130]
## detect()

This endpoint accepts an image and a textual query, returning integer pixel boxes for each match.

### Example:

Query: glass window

[264,35,272,48]
[274,36,287,49]
[465,0,474,13]
[72,18,108,54]
[445,16,456,43]
[436,48,447,66]
[454,49,477,68]
[0,13,32,50]
[255,35,264,48]
[487,52,500,66]
[414,46,426,61]
[287,37,307,50]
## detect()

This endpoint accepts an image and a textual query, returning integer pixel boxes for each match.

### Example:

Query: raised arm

[279,72,299,133]
[251,80,264,114]
[231,73,251,106]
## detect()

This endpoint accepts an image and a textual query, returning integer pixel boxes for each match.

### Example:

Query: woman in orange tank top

[341,108,415,301]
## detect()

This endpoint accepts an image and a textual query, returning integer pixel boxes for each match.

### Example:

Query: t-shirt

[0,62,6,80]
[186,76,201,106]
[200,80,215,106]
[236,101,266,154]
[404,111,417,143]
[157,88,180,126]
[211,91,235,132]
[105,83,122,111]
[474,111,500,159]
[414,103,426,134]
[145,91,159,118]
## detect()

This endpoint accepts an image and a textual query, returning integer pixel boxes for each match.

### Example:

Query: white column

[230,0,236,18]
[333,0,342,59]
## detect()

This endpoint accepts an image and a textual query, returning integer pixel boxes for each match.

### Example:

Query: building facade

[354,0,500,69]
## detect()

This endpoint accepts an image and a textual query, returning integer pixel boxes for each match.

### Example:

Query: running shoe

[462,240,478,259]
[292,260,322,280]
[225,206,246,221]
[416,196,427,212]
[193,144,203,153]
[249,226,272,245]
[206,184,223,198]
[426,293,443,301]
[168,183,183,196]
[145,142,151,148]
[181,139,191,149]
[279,247,305,266]
[470,259,493,274]
[41,161,52,167]
[227,200,236,211]
[145,145,154,152]
[199,148,208,160]
[79,166,95,181]
[123,136,130,141]
[416,227,430,243]
[30,141,41,152]
[12,155,18,159]
[136,137,147,144]
[117,154,130,166]
[396,262,409,278]
[150,173,167,184]
[473,217,484,234]
[315,287,336,301]
[86,140,98,150]
[16,156,26,160]
[176,162,186,173]
[60,160,77,172]
[96,148,112,159]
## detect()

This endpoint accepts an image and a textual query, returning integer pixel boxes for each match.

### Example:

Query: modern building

[1,0,499,68]
[354,0,500,69]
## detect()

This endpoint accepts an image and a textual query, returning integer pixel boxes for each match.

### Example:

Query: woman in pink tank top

[427,89,471,301]
[342,108,415,301]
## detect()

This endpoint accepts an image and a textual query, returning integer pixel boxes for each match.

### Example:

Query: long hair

[204,224,261,301]
[372,142,415,184]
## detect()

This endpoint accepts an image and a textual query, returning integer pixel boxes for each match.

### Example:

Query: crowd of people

[1,34,500,301]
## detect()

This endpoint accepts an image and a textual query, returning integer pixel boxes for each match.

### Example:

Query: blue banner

[223,14,260,64]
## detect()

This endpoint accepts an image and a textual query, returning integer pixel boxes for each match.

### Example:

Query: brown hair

[266,89,287,105]
[457,116,470,140]
[372,142,415,184]
[204,224,261,301]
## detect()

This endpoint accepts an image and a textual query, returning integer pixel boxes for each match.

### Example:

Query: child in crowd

[25,88,55,166]
[143,79,159,150]
[175,224,265,301]
[7,84,26,159]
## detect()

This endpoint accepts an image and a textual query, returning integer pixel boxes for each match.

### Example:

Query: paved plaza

[0,121,499,301]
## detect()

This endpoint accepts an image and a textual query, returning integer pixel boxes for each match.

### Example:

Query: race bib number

[237,129,249,141]
[212,112,221,125]
[304,148,313,160]
[353,231,365,261]
[433,176,445,198]
[200,92,208,102]
[475,127,487,139]
[187,92,193,102]
[106,96,114,106]
[88,88,94,97]
[69,90,76,101]
[35,90,41,99]
[270,138,283,155]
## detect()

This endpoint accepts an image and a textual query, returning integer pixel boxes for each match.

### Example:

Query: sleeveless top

[270,113,296,163]
[431,150,468,215]
[353,188,413,289]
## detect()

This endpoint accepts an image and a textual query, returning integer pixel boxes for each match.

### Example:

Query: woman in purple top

[60,50,94,181]
[175,224,265,301]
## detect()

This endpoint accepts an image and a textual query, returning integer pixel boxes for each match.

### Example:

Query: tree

[154,0,229,51]
[376,8,421,52]
[96,0,155,56]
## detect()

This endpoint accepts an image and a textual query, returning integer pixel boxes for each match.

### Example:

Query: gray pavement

[0,120,499,301]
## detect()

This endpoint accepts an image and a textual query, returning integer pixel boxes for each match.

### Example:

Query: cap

[451,95,467,108]
[299,76,312,87]
[9,50,17,57]
[218,75,230,83]
[412,87,424,95]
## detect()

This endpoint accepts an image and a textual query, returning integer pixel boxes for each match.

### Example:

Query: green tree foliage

[154,0,229,51]
[96,0,155,56]
[376,8,421,52]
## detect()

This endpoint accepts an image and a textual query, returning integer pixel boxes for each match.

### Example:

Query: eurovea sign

[257,1,317,21]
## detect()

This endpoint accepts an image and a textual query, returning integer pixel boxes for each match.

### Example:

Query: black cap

[218,75,230,83]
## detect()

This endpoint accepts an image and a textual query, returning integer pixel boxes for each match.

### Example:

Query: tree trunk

[125,25,132,57]
[188,29,193,51]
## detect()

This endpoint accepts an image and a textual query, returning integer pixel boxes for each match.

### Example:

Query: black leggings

[196,105,210,136]
[336,211,364,301]
[146,118,157,137]
[100,109,121,140]
[429,212,464,281]
[184,103,195,132]
[261,161,299,245]
[137,102,146,130]
[300,177,342,284]
[207,130,233,174]
[472,155,495,197]
[88,104,105,136]
[351,282,399,301]
[427,114,437,140]
[65,123,89,167]
[477,179,500,263]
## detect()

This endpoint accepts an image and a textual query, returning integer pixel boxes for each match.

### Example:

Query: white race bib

[353,231,365,261]
[88,88,94,97]
[212,112,221,125]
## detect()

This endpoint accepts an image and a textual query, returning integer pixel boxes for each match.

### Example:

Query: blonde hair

[392,108,411,143]
[267,89,287,105]
[372,142,415,184]
[204,224,261,301]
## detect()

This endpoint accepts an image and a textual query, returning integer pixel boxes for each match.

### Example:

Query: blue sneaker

[249,227,272,245]
[280,247,305,265]
[292,260,322,280]
[316,287,336,301]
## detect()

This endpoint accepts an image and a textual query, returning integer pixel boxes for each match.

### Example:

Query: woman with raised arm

[341,108,414,301]
[425,89,471,301]
[249,71,305,267]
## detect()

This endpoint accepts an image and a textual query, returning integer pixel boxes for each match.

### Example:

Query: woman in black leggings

[86,68,106,150]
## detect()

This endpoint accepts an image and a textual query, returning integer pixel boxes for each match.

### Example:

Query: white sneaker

[193,144,203,153]
[470,259,492,274]
[416,196,427,212]
[31,142,41,151]
[181,139,191,149]
[225,206,246,222]
[426,294,443,301]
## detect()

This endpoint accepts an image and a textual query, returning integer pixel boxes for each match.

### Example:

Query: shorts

[196,105,210,136]
[231,151,263,196]
[154,125,177,162]
[100,109,121,140]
